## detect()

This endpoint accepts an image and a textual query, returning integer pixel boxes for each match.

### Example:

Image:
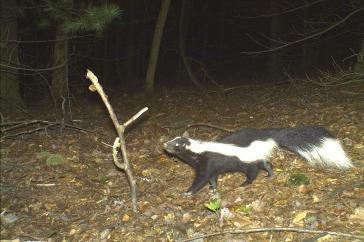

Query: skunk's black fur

[164,126,352,195]
[164,137,273,195]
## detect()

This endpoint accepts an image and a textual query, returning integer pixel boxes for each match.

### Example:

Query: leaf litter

[1,83,363,241]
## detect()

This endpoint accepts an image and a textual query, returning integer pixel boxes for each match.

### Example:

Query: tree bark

[301,8,308,73]
[353,38,364,74]
[51,0,73,118]
[268,0,282,80]
[103,31,109,83]
[179,0,203,89]
[0,0,25,111]
[125,0,137,84]
[52,24,69,109]
[144,0,171,93]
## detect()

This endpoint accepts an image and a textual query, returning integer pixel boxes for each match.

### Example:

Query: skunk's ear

[182,131,190,138]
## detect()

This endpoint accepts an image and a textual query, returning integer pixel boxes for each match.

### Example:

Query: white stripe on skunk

[184,138,278,162]
[295,137,353,169]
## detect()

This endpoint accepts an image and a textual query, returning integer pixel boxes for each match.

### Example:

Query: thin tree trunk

[0,0,25,111]
[353,38,364,74]
[179,0,203,89]
[144,0,171,92]
[268,0,282,80]
[52,24,69,114]
[125,0,137,84]
[201,4,209,64]
[51,0,73,119]
[115,28,123,86]
[103,31,109,83]
[301,8,308,73]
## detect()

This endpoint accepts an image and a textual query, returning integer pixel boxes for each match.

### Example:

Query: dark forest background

[1,0,363,114]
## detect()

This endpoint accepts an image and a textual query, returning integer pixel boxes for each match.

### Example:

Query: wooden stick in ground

[86,69,148,212]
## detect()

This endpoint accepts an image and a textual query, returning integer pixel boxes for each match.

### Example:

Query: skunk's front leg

[183,172,210,196]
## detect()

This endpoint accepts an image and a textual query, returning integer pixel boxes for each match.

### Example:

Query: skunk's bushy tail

[220,126,353,169]
[272,126,353,169]
[290,137,353,169]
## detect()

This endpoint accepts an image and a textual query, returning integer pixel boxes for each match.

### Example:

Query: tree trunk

[0,0,25,111]
[125,0,137,84]
[268,0,282,80]
[178,0,203,89]
[103,30,109,83]
[51,0,73,118]
[52,23,69,114]
[201,1,210,64]
[301,8,308,73]
[353,38,364,74]
[144,0,171,93]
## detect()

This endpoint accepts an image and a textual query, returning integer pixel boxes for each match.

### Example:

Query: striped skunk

[163,126,353,195]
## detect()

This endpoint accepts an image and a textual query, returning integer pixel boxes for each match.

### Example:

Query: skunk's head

[163,137,191,155]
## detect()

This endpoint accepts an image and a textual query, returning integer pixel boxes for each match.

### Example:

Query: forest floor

[1,82,364,241]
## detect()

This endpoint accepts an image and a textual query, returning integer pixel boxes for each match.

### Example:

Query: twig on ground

[0,120,90,141]
[178,227,364,242]
[187,57,222,89]
[305,71,363,87]
[222,80,291,92]
[162,122,233,133]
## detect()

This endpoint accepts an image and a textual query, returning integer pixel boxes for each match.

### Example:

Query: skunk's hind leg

[241,166,258,186]
[258,160,274,177]
[208,174,218,192]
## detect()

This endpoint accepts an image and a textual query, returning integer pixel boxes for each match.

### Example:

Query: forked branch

[86,69,148,212]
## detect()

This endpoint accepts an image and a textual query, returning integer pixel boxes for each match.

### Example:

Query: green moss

[287,173,310,187]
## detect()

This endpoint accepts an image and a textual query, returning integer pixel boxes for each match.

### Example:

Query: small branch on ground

[178,227,364,242]
[305,70,364,87]
[222,80,291,92]
[162,123,233,133]
[186,57,222,90]
[0,120,90,142]
[86,69,148,213]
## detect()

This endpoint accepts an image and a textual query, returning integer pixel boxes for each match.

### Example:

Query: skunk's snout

[163,142,173,154]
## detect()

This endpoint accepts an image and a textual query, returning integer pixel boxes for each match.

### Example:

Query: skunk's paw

[209,188,217,194]
[182,191,193,197]
[241,181,252,186]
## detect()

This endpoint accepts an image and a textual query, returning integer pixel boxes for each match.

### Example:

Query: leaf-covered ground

[1,83,364,241]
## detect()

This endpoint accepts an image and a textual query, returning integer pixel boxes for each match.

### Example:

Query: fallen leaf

[292,211,308,225]
[297,184,310,194]
[348,207,364,224]
[312,194,321,203]
[122,214,130,222]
